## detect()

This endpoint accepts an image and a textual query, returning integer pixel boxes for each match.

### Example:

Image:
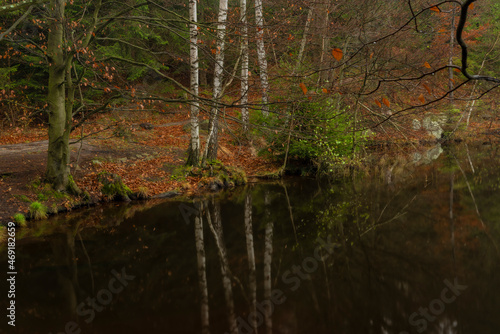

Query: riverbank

[0,108,280,225]
[1,107,499,225]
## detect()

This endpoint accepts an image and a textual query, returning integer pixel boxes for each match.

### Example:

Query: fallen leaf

[299,82,308,95]
[332,48,343,61]
[382,97,390,108]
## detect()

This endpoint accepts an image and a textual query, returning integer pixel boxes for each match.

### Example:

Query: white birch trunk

[240,0,250,132]
[295,7,313,74]
[187,0,200,166]
[204,0,229,162]
[254,0,270,116]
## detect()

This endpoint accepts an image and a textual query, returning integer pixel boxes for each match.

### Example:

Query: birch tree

[204,0,229,163]
[240,0,250,132]
[254,0,270,116]
[187,0,200,166]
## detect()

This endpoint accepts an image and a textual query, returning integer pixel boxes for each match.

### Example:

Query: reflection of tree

[50,222,82,321]
[244,192,258,333]
[263,192,274,334]
[194,201,210,334]
[206,199,237,334]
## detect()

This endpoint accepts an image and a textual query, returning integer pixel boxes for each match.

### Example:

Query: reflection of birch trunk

[450,173,456,264]
[194,202,210,334]
[263,193,274,334]
[244,192,257,333]
[206,200,237,334]
[254,0,270,116]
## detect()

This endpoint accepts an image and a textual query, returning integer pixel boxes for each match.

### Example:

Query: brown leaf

[469,3,474,9]
[422,83,432,94]
[375,99,382,108]
[322,88,329,93]
[430,6,440,12]
[299,83,308,95]
[424,62,432,69]
[418,94,426,104]
[331,48,343,61]
[382,97,390,108]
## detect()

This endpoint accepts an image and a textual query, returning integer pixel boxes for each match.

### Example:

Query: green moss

[14,194,32,203]
[28,201,48,220]
[170,166,193,181]
[13,213,26,227]
[99,171,132,201]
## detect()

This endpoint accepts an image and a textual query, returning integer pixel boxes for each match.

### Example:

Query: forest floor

[0,108,280,223]
[1,106,500,224]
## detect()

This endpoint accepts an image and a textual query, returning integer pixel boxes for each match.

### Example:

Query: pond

[1,143,500,334]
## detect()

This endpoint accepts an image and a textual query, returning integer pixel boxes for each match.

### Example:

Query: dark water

[1,143,500,334]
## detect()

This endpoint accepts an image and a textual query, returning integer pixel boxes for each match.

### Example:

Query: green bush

[254,98,363,171]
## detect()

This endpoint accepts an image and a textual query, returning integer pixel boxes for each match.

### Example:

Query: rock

[98,172,132,201]
[152,190,181,199]
[140,123,154,130]
[412,119,421,130]
[209,178,224,192]
[422,115,444,139]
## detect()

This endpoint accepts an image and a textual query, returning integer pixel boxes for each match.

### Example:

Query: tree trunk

[448,5,456,103]
[204,0,228,163]
[187,0,200,166]
[318,4,330,85]
[240,0,250,132]
[254,0,270,116]
[46,0,73,192]
[294,7,314,74]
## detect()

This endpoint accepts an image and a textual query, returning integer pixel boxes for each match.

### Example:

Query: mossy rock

[202,162,247,191]
[98,172,132,201]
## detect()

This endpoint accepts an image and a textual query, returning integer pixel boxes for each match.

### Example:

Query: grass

[13,213,27,227]
[29,201,48,220]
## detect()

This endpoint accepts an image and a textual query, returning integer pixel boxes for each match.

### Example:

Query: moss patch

[98,171,133,201]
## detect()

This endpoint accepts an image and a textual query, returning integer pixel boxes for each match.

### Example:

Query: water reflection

[1,143,500,334]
